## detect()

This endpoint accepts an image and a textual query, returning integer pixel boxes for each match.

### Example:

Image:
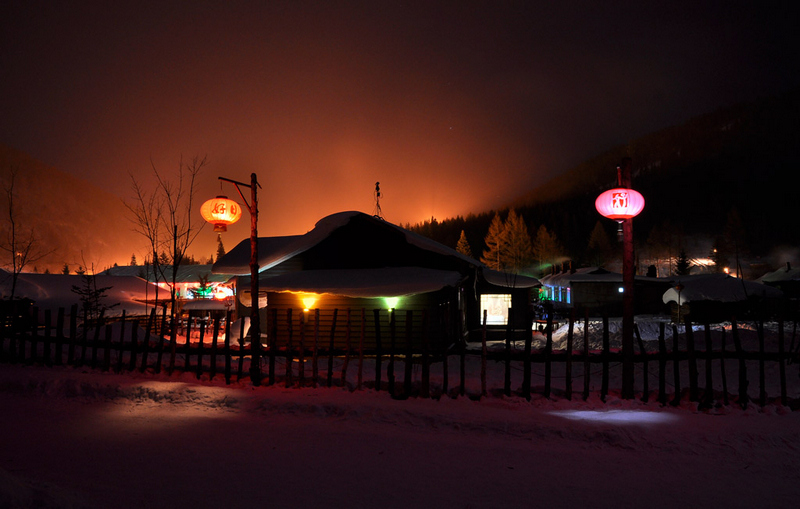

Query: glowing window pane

[480,294,511,325]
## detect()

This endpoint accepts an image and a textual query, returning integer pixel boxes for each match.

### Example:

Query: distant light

[618,286,624,293]
[384,297,400,310]
[595,188,645,220]
[200,196,242,232]
[548,409,680,425]
[301,294,318,311]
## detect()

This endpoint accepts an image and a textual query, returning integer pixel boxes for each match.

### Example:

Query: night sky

[2,1,797,252]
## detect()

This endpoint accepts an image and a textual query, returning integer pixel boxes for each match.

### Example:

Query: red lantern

[200,196,242,232]
[595,188,645,220]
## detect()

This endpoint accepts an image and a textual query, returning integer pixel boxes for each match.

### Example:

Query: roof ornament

[373,181,383,220]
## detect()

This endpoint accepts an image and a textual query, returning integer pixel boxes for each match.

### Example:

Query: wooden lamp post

[202,173,263,386]
[595,158,644,399]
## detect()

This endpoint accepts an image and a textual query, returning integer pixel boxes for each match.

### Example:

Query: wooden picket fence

[1,304,799,408]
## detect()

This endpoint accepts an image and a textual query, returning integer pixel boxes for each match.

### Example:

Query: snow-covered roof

[662,274,783,305]
[759,264,800,283]
[0,271,163,317]
[212,211,481,276]
[99,264,231,283]
[258,267,464,298]
[540,267,616,287]
[481,268,540,289]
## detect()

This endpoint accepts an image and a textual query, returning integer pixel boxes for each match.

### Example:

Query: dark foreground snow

[2,356,799,509]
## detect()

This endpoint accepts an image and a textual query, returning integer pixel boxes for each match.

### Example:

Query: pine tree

[130,253,137,266]
[587,221,612,267]
[61,263,69,275]
[501,209,532,273]
[675,249,691,276]
[480,213,507,270]
[216,234,226,262]
[533,225,563,274]
[456,230,473,258]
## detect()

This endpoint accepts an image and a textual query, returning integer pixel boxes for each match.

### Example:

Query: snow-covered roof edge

[212,211,484,275]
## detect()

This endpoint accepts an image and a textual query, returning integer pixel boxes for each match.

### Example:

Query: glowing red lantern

[200,195,242,232]
[595,188,645,220]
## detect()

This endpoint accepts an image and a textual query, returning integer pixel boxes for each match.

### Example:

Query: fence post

[583,310,590,401]
[268,308,277,386]
[757,320,766,407]
[196,319,206,379]
[504,307,512,397]
[684,316,698,402]
[225,311,232,384]
[373,309,382,392]
[671,324,681,406]
[563,308,574,401]
[298,309,306,385]
[209,316,220,380]
[286,308,293,388]
[102,325,112,371]
[357,308,365,390]
[720,326,729,406]
[404,310,413,398]
[184,317,193,373]
[115,311,126,373]
[91,311,105,369]
[168,315,178,375]
[312,309,319,388]
[703,323,714,408]
[154,308,166,373]
[43,309,52,366]
[341,308,351,386]
[731,318,749,409]
[459,309,466,398]
[237,316,246,381]
[481,309,488,399]
[55,307,65,366]
[635,323,647,402]
[421,310,430,398]
[658,322,667,405]
[523,307,535,401]
[68,305,77,366]
[544,308,553,399]
[140,308,155,373]
[327,308,338,388]
[128,319,139,372]
[27,306,39,364]
[778,319,787,407]
[388,309,396,397]
[441,304,449,398]
[601,314,609,401]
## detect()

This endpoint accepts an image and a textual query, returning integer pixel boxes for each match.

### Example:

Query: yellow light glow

[301,294,318,311]
[384,297,400,310]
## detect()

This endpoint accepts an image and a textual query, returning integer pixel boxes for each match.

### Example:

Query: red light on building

[200,196,242,232]
[595,188,645,220]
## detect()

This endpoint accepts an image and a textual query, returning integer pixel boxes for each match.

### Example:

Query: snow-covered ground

[2,318,800,508]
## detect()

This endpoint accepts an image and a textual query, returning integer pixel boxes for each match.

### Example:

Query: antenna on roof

[373,181,383,220]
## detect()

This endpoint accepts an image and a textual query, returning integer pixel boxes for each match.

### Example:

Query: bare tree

[1,167,51,300]
[126,155,206,320]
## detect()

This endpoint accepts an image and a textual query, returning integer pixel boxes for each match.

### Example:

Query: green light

[383,297,400,310]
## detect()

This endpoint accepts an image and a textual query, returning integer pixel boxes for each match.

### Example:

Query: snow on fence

[1,304,799,408]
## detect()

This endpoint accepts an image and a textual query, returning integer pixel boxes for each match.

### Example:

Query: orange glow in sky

[1,3,796,266]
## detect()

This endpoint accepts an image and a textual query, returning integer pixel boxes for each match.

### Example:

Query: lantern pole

[618,157,635,399]
[218,174,262,386]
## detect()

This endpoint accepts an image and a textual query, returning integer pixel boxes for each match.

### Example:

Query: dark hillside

[412,88,800,265]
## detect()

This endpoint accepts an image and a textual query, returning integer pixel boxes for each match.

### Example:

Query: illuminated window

[480,294,512,325]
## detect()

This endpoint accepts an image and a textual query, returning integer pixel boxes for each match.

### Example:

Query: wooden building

[212,211,539,350]
[540,267,672,316]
